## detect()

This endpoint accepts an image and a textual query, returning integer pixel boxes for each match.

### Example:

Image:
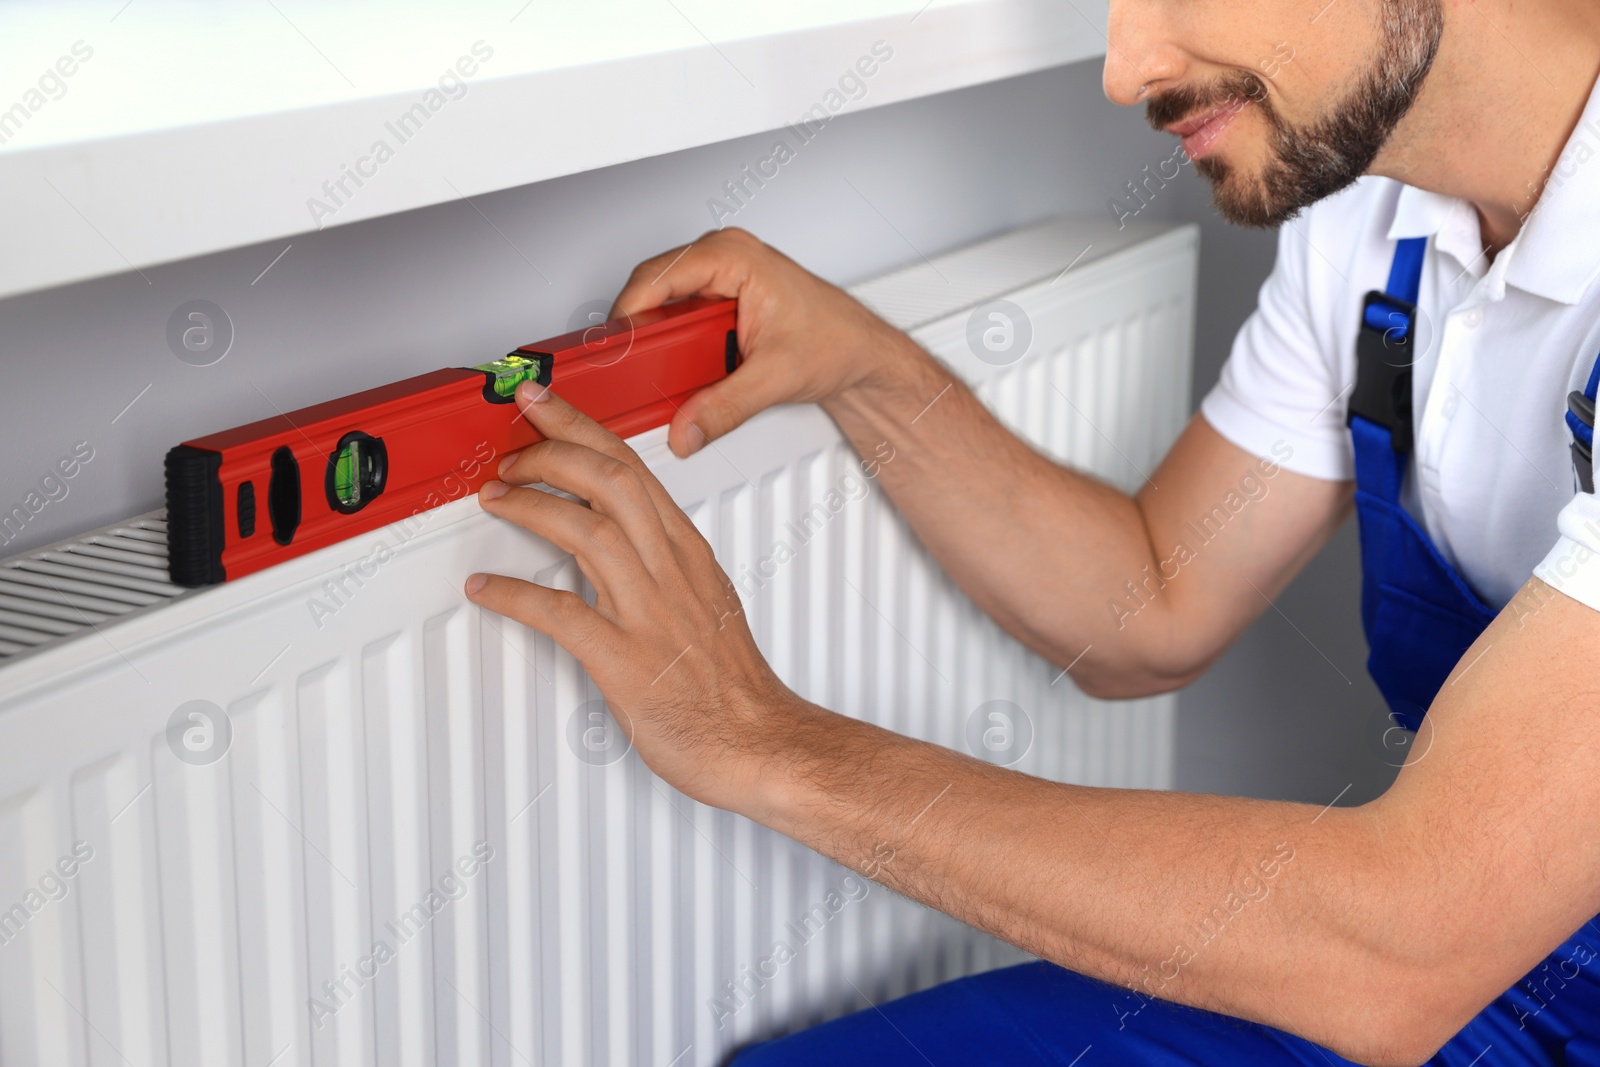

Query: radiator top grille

[0,513,183,661]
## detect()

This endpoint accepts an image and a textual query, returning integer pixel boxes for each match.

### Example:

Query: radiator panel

[0,217,1197,1066]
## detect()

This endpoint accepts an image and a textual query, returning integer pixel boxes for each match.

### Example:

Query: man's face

[1109,0,1444,226]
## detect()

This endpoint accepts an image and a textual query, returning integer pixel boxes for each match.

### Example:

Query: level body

[165,298,738,586]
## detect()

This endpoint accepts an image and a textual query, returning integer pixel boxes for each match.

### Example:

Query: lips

[1165,100,1250,160]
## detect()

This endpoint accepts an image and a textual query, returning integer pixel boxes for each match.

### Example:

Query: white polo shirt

[1200,75,1600,613]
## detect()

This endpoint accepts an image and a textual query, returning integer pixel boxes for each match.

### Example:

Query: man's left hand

[464,380,810,811]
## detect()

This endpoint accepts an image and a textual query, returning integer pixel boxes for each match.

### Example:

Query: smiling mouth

[1165,99,1252,160]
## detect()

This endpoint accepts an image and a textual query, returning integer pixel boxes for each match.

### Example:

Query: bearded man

[466,1,1600,1062]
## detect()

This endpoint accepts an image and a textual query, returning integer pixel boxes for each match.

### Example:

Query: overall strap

[1348,237,1429,502]
[1364,236,1427,333]
[1567,351,1600,493]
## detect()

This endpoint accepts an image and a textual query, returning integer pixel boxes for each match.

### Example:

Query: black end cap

[164,444,226,587]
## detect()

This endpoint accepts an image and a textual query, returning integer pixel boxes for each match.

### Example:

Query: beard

[1145,0,1444,227]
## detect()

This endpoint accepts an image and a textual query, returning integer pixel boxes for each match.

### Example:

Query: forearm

[743,696,1441,1066]
[607,229,1345,692]
[822,334,1201,691]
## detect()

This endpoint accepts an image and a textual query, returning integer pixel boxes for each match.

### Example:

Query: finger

[491,439,681,578]
[609,229,756,317]
[478,482,651,602]
[508,384,698,541]
[667,357,797,457]
[508,386,729,594]
[510,382,630,459]
[464,572,619,653]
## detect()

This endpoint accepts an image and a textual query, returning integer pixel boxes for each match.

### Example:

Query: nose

[1103,0,1186,107]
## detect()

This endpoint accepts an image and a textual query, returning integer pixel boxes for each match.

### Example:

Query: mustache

[1144,72,1270,132]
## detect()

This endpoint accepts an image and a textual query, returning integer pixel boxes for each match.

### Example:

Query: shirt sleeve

[1534,483,1600,610]
[1199,221,1356,481]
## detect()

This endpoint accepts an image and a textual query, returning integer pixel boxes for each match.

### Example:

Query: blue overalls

[733,237,1600,1065]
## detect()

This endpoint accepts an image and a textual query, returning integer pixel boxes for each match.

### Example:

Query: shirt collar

[1385,183,1455,244]
[1383,69,1600,306]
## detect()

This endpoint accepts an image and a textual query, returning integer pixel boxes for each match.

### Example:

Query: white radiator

[0,216,1197,1067]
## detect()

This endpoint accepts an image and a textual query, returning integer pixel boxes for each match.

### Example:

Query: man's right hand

[610,226,1351,699]
[609,228,913,458]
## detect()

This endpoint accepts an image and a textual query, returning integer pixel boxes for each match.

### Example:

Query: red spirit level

[165,297,738,587]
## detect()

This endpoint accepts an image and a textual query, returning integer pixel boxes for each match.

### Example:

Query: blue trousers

[731,949,1600,1066]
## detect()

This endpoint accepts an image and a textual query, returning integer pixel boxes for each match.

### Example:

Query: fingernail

[480,480,509,501]
[465,574,487,595]
[497,451,520,477]
[517,380,550,404]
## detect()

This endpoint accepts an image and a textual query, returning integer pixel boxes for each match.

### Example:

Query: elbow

[1062,631,1215,700]
[1272,805,1507,1067]
[1070,663,1203,701]
[1330,1019,1444,1067]
[1018,597,1221,699]
[1329,1007,1457,1067]
[1317,951,1485,1067]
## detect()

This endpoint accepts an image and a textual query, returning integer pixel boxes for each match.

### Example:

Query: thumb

[610,233,746,319]
[669,364,791,457]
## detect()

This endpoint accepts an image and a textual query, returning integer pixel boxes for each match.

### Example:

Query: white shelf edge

[0,0,1106,300]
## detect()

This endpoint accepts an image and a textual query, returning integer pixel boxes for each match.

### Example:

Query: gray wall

[0,56,1391,804]
[1167,179,1396,806]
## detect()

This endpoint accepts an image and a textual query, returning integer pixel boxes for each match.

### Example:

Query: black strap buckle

[1348,290,1418,454]
[1570,390,1595,493]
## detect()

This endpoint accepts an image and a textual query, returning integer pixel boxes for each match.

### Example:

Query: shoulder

[1200,178,1402,482]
